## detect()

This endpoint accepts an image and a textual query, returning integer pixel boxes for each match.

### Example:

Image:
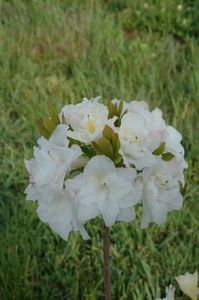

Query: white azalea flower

[25,182,89,240]
[71,155,142,226]
[119,101,168,170]
[24,124,82,190]
[128,100,166,137]
[61,97,116,144]
[140,156,187,228]
[175,271,198,300]
[156,285,175,300]
[119,112,157,169]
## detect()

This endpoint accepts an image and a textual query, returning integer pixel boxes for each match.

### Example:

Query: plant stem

[103,225,111,300]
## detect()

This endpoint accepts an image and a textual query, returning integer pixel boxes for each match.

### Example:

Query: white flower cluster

[25,97,187,240]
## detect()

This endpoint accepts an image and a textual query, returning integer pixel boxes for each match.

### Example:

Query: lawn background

[0,0,199,299]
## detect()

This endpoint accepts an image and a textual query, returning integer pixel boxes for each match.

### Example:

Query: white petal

[84,155,115,177]
[78,203,99,222]
[37,191,73,240]
[98,199,119,227]
[165,125,184,159]
[49,124,69,147]
[141,181,167,228]
[78,182,107,206]
[134,150,156,170]
[24,159,31,173]
[116,208,135,222]
[24,184,39,201]
[161,188,183,211]
[105,174,132,202]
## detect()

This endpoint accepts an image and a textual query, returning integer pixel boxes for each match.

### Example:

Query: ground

[0,1,199,299]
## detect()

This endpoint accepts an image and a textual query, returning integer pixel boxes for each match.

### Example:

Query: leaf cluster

[152,142,175,161]
[92,125,123,166]
[107,100,127,127]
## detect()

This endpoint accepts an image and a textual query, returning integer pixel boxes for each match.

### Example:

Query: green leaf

[97,137,113,158]
[110,132,120,153]
[81,145,95,158]
[37,119,50,139]
[67,137,81,147]
[121,109,128,118]
[48,106,60,125]
[115,156,124,167]
[92,141,103,155]
[42,117,55,133]
[118,100,123,117]
[107,101,117,118]
[69,167,84,178]
[162,152,175,161]
[153,142,165,155]
[112,103,118,116]
[103,125,114,139]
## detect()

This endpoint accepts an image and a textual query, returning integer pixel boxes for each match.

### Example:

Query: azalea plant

[25,97,187,299]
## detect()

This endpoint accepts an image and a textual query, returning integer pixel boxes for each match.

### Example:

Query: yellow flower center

[86,116,96,133]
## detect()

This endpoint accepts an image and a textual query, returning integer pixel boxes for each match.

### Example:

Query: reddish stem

[103,225,111,300]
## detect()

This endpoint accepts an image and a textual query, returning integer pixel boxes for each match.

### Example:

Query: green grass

[0,0,199,299]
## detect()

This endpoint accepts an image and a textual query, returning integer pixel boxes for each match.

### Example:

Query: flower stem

[103,225,111,300]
